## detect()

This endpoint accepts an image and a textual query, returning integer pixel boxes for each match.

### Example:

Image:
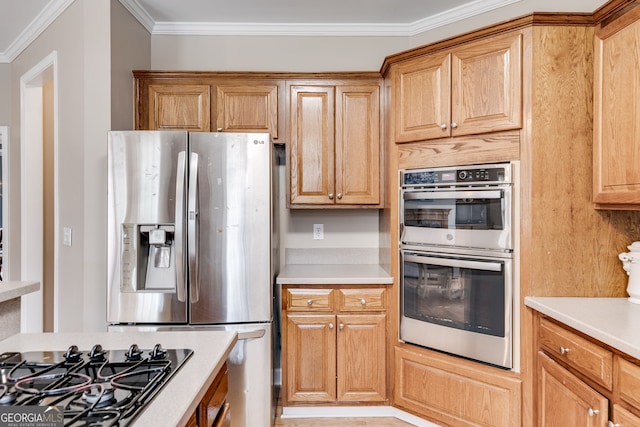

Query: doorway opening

[20,51,58,333]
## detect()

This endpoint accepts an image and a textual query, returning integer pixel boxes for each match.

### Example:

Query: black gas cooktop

[0,344,193,426]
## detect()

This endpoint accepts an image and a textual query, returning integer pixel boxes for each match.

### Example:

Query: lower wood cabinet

[394,346,522,426]
[187,362,230,427]
[282,285,388,405]
[535,314,640,426]
[538,352,608,426]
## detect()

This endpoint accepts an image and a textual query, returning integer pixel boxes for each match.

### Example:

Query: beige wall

[0,64,10,124]
[110,0,150,130]
[8,0,148,333]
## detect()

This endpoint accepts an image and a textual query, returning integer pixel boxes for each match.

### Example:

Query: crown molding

[0,0,73,64]
[123,0,522,37]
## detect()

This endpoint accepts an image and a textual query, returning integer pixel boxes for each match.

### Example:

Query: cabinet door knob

[559,346,570,355]
[339,323,344,330]
[217,127,223,132]
[450,122,458,129]
[307,299,312,305]
[329,323,334,329]
[587,408,599,417]
[440,123,447,130]
[328,193,334,200]
[337,193,343,199]
[608,422,620,427]
[360,299,366,305]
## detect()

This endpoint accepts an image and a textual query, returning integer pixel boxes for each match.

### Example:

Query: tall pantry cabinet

[381,5,640,426]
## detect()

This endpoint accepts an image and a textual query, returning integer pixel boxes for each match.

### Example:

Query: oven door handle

[403,190,502,200]
[404,254,502,272]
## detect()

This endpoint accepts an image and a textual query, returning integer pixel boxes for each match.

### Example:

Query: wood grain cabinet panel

[282,285,388,406]
[215,84,280,137]
[285,314,337,403]
[288,81,381,208]
[539,318,613,390]
[148,84,211,131]
[394,346,521,426]
[538,353,609,427]
[337,314,386,402]
[612,404,640,426]
[616,356,640,409]
[593,6,640,208]
[393,32,522,144]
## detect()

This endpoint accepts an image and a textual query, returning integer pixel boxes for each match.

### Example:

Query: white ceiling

[0,0,608,63]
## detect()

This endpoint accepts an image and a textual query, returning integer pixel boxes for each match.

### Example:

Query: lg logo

[253,139,265,145]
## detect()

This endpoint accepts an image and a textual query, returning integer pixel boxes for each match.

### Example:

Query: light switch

[63,227,72,246]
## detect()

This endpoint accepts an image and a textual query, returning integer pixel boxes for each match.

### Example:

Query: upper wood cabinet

[215,84,279,137]
[393,32,522,143]
[147,84,211,131]
[288,80,381,208]
[593,6,640,209]
[134,72,283,141]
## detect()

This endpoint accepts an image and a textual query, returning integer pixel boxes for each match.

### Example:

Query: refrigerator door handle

[174,151,187,303]
[237,329,267,340]
[188,152,200,303]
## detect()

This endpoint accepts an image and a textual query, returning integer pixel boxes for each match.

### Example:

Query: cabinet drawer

[616,355,640,409]
[539,318,613,390]
[286,288,333,311]
[336,288,387,312]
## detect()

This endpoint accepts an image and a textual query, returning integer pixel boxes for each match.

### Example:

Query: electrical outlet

[313,224,324,240]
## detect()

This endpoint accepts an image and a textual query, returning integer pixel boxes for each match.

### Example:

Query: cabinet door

[284,313,336,403]
[612,404,640,426]
[289,86,335,205]
[593,10,640,207]
[393,53,451,143]
[337,314,386,402]
[538,353,608,426]
[148,84,211,131]
[335,85,380,205]
[451,32,522,137]
[215,84,280,139]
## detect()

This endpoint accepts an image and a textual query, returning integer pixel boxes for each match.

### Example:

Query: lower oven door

[400,249,513,369]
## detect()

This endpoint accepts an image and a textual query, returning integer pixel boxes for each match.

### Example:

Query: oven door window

[403,190,504,231]
[402,253,506,337]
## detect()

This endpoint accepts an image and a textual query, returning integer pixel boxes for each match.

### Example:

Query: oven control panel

[402,163,510,187]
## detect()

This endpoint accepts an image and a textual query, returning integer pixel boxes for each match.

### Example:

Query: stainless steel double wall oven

[399,162,516,369]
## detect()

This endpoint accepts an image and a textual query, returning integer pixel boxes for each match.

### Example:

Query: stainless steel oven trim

[399,248,513,369]
[403,189,504,200]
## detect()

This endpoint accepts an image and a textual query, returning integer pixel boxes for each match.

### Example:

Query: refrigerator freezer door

[107,130,189,323]
[188,133,273,324]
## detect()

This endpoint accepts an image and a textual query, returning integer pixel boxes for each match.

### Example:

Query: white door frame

[20,51,59,333]
[0,126,9,281]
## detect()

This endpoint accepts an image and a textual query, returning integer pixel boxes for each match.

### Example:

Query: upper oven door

[401,185,512,251]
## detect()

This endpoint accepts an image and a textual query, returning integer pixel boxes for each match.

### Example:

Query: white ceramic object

[619,241,640,304]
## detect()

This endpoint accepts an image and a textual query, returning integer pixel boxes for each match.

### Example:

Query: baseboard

[281,406,441,427]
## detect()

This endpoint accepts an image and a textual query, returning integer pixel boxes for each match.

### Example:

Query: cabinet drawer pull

[339,323,344,330]
[450,122,458,129]
[440,123,447,130]
[608,422,620,427]
[307,299,312,306]
[329,323,334,329]
[328,193,334,200]
[360,299,366,305]
[559,346,570,355]
[337,193,343,199]
[587,408,599,417]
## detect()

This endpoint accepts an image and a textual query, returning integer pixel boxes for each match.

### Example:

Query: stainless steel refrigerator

[107,130,278,427]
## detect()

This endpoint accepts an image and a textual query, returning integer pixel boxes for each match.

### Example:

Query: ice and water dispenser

[120,224,176,292]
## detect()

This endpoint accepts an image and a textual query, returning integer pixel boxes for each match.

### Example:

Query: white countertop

[0,281,40,303]
[0,330,237,426]
[525,296,640,360]
[276,264,393,285]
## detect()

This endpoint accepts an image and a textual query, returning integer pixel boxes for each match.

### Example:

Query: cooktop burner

[0,344,193,426]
